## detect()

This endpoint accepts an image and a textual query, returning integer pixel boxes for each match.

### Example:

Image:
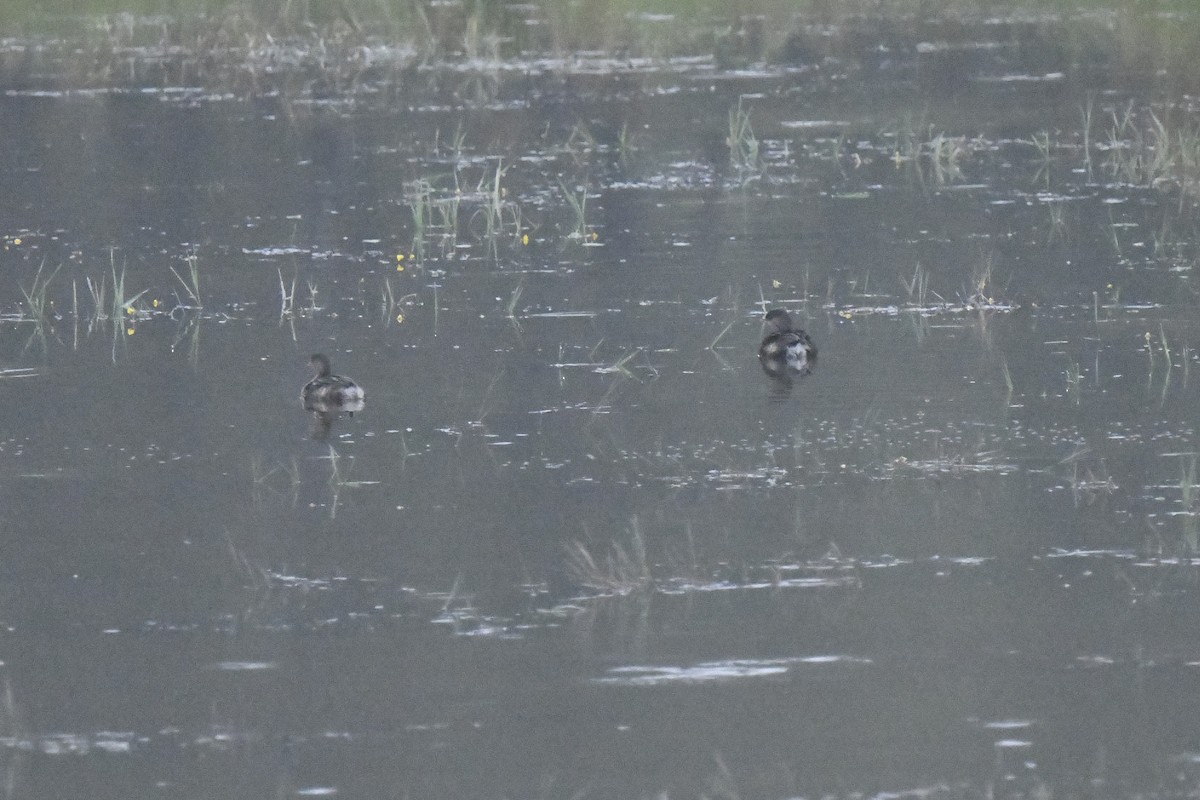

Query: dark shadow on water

[303,400,363,441]
[761,358,816,401]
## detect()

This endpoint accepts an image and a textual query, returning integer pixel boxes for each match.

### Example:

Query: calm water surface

[3,6,1200,798]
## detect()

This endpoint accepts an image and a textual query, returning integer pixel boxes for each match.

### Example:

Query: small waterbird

[758,309,817,374]
[302,353,365,409]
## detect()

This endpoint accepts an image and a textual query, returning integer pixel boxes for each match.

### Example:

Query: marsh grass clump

[899,262,930,307]
[926,132,966,184]
[1104,105,1200,197]
[473,160,522,245]
[882,115,969,185]
[565,518,652,595]
[963,254,998,308]
[404,159,523,261]
[883,112,925,167]
[277,267,297,319]
[560,180,593,241]
[727,97,761,176]
[109,253,150,320]
[405,178,434,263]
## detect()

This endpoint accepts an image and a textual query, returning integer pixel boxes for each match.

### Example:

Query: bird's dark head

[309,353,332,377]
[763,309,794,334]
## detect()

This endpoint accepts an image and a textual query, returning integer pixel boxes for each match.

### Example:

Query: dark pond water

[4,5,1200,798]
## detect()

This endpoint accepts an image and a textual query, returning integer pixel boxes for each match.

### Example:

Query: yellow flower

[126,306,135,315]
[772,279,782,289]
[522,233,529,246]
[152,298,160,308]
[12,238,20,246]
[126,327,135,336]
[397,254,404,261]
[396,313,404,323]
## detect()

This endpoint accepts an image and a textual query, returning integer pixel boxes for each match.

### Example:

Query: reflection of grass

[1181,454,1198,552]
[250,453,300,506]
[708,316,737,351]
[324,445,378,518]
[595,348,640,377]
[1065,360,1082,400]
[899,262,929,306]
[224,529,270,590]
[169,254,202,306]
[85,272,108,320]
[504,280,523,326]
[618,120,636,166]
[20,259,60,323]
[1045,201,1068,243]
[1026,130,1053,165]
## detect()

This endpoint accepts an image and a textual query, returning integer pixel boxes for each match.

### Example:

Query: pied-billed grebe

[758,309,817,373]
[302,353,365,409]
